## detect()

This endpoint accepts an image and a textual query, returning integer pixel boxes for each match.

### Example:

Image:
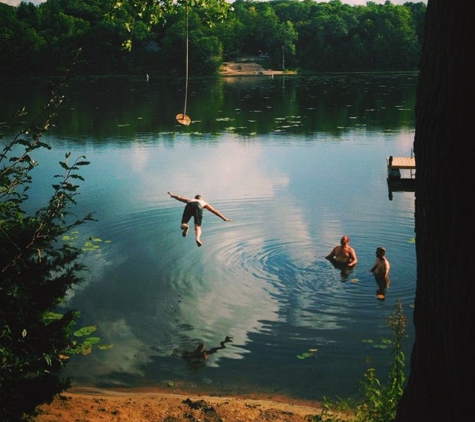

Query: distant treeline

[0,0,426,76]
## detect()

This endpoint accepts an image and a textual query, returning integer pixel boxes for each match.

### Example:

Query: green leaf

[43,312,63,322]
[98,344,114,350]
[73,326,97,337]
[83,337,101,346]
[81,345,93,355]
[373,344,389,350]
[44,354,52,366]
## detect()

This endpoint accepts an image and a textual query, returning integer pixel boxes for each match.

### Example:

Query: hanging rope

[176,0,191,126]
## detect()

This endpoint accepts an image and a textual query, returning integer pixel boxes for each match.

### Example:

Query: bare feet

[181,224,189,237]
[196,239,202,247]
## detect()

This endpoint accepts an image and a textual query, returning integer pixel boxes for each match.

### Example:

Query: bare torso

[331,245,355,264]
[373,257,390,276]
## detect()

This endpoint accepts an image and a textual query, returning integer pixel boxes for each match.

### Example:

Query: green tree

[36,0,115,73]
[17,1,39,27]
[213,12,245,60]
[230,0,298,68]
[296,0,359,71]
[110,0,229,51]
[275,20,297,70]
[3,0,425,75]
[159,8,223,75]
[359,1,419,70]
[272,0,312,24]
[0,66,94,421]
[0,3,46,74]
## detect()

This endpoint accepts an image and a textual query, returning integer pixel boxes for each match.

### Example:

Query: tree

[0,3,45,74]
[395,0,475,420]
[0,66,94,421]
[111,0,229,51]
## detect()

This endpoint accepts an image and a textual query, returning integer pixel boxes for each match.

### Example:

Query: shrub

[0,68,93,421]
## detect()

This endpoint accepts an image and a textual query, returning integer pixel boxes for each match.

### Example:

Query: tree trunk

[395,0,475,420]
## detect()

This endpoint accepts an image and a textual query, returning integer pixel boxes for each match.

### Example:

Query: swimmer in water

[325,235,358,267]
[370,246,390,299]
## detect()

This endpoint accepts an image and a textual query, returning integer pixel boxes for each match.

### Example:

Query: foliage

[306,395,354,421]
[0,0,425,76]
[109,0,230,51]
[312,300,408,422]
[0,57,97,421]
[354,299,407,422]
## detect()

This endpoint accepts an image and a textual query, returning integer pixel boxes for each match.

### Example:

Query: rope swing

[176,0,191,126]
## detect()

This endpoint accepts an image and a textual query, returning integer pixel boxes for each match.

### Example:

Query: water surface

[0,73,417,401]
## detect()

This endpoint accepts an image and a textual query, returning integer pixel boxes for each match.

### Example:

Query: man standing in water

[168,191,231,247]
[370,246,390,299]
[325,235,358,268]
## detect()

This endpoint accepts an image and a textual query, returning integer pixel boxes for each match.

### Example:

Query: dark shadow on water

[387,177,415,201]
[327,258,356,282]
[176,336,233,370]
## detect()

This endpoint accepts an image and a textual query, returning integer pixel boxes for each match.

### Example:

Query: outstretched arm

[204,204,232,221]
[206,336,233,355]
[168,191,189,204]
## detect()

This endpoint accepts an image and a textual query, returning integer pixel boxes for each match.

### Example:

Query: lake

[0,72,417,401]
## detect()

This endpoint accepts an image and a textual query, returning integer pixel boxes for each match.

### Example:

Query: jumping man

[168,192,231,247]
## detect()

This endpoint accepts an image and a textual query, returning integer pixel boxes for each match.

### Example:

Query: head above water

[376,247,386,256]
[195,194,202,200]
[340,235,350,246]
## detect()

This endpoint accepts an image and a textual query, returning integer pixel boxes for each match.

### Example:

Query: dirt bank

[220,56,295,76]
[34,386,353,421]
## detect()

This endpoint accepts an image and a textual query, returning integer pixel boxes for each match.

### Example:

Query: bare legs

[195,225,202,247]
[181,223,189,237]
[181,223,202,247]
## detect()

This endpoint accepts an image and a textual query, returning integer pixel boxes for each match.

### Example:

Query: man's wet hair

[341,235,349,244]
[195,194,201,199]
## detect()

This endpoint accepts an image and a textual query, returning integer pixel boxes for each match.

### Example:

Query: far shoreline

[219,56,297,77]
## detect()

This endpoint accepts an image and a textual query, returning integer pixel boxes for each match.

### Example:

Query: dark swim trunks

[375,275,390,289]
[181,200,204,225]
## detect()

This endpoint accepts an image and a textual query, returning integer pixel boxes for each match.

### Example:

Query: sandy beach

[34,386,353,421]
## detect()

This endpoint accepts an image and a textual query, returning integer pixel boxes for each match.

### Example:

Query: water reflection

[0,74,417,400]
[327,258,357,281]
[179,336,234,369]
[1,72,417,139]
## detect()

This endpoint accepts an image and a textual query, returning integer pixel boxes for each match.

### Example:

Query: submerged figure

[168,192,231,247]
[370,246,391,300]
[182,336,233,367]
[325,235,358,279]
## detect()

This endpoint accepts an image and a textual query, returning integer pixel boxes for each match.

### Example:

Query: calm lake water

[1,73,417,401]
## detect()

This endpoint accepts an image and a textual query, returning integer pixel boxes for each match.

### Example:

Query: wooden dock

[387,156,416,170]
[386,156,415,199]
